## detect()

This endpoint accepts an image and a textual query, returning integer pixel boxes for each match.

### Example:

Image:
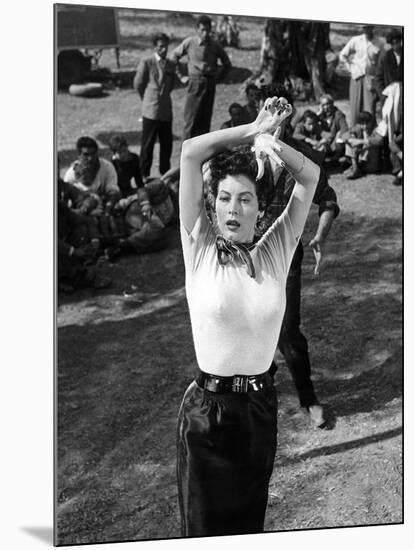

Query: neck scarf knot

[215,235,256,279]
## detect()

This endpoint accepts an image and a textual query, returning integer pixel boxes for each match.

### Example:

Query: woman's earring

[255,211,264,230]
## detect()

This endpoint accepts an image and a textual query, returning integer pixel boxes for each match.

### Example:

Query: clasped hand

[251,97,292,180]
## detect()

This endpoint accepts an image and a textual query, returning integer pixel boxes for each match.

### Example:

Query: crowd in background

[58,16,403,293]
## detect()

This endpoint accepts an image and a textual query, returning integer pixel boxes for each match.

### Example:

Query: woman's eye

[219,196,230,202]
[240,198,250,204]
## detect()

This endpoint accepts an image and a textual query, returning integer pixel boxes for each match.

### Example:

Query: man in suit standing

[171,14,232,139]
[134,33,176,181]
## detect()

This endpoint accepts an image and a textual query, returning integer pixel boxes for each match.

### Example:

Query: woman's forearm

[181,122,259,165]
[266,136,320,186]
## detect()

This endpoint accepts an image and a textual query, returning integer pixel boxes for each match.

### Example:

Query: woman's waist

[195,366,274,394]
[194,346,276,378]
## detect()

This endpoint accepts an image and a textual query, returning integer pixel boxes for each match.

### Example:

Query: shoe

[346,167,362,180]
[392,176,402,186]
[105,245,122,261]
[306,404,326,428]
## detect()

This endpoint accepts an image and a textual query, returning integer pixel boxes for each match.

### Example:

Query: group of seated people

[58,135,177,292]
[222,83,402,185]
[58,78,402,292]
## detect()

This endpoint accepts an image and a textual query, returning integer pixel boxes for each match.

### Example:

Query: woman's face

[215,174,260,243]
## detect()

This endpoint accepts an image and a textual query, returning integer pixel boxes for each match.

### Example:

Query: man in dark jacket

[257,86,339,429]
[316,94,349,163]
[375,28,403,100]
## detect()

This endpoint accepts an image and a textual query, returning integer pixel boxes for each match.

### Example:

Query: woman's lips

[226,220,240,228]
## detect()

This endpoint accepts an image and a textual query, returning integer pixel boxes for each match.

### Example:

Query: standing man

[339,25,379,127]
[134,33,176,181]
[171,14,232,139]
[375,28,403,174]
[375,28,403,99]
[257,85,340,429]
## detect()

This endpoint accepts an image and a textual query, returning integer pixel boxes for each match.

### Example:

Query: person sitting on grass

[342,111,384,179]
[293,110,329,161]
[220,102,249,129]
[64,136,121,239]
[316,94,349,165]
[242,83,260,123]
[109,135,144,198]
[64,136,121,214]
[58,199,111,293]
[58,176,102,251]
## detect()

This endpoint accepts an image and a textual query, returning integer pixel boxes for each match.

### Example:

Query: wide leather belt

[196,370,273,393]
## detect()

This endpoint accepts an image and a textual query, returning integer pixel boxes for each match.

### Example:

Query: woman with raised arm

[177,96,320,537]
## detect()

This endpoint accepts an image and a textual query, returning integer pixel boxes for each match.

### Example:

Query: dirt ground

[56,10,403,546]
[56,170,402,544]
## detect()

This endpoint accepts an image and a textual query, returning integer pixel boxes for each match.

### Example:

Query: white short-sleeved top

[64,158,119,197]
[181,208,298,376]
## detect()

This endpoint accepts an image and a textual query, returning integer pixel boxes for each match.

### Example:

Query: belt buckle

[232,376,249,393]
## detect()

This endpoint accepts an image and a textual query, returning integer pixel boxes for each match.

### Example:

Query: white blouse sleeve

[180,208,216,274]
[257,208,299,278]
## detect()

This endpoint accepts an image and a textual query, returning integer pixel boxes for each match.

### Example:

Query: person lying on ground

[104,179,175,260]
[342,111,384,179]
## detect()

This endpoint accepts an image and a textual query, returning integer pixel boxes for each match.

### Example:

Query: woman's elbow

[181,138,198,159]
[311,162,321,183]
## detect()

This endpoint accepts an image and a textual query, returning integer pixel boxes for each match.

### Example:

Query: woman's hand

[253,96,293,136]
[252,128,286,180]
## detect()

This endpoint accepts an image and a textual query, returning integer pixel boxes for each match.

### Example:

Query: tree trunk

[259,20,288,87]
[257,19,331,101]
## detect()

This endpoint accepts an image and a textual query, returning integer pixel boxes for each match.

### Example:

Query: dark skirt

[176,375,278,537]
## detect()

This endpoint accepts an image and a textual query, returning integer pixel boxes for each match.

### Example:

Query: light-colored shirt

[339,34,379,80]
[64,157,120,201]
[181,208,297,376]
[171,36,231,79]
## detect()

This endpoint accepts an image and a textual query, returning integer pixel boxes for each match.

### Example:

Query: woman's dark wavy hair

[208,145,275,211]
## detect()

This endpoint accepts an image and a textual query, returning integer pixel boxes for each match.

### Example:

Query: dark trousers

[270,241,318,408]
[140,117,172,178]
[177,377,277,537]
[183,76,216,140]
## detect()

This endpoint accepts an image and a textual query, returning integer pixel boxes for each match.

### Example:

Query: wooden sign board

[56,4,120,50]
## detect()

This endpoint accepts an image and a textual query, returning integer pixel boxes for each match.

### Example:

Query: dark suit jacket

[318,107,348,143]
[375,48,403,94]
[133,55,176,121]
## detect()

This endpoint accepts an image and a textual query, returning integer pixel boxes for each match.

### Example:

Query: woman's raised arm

[179,97,293,234]
[252,125,320,240]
